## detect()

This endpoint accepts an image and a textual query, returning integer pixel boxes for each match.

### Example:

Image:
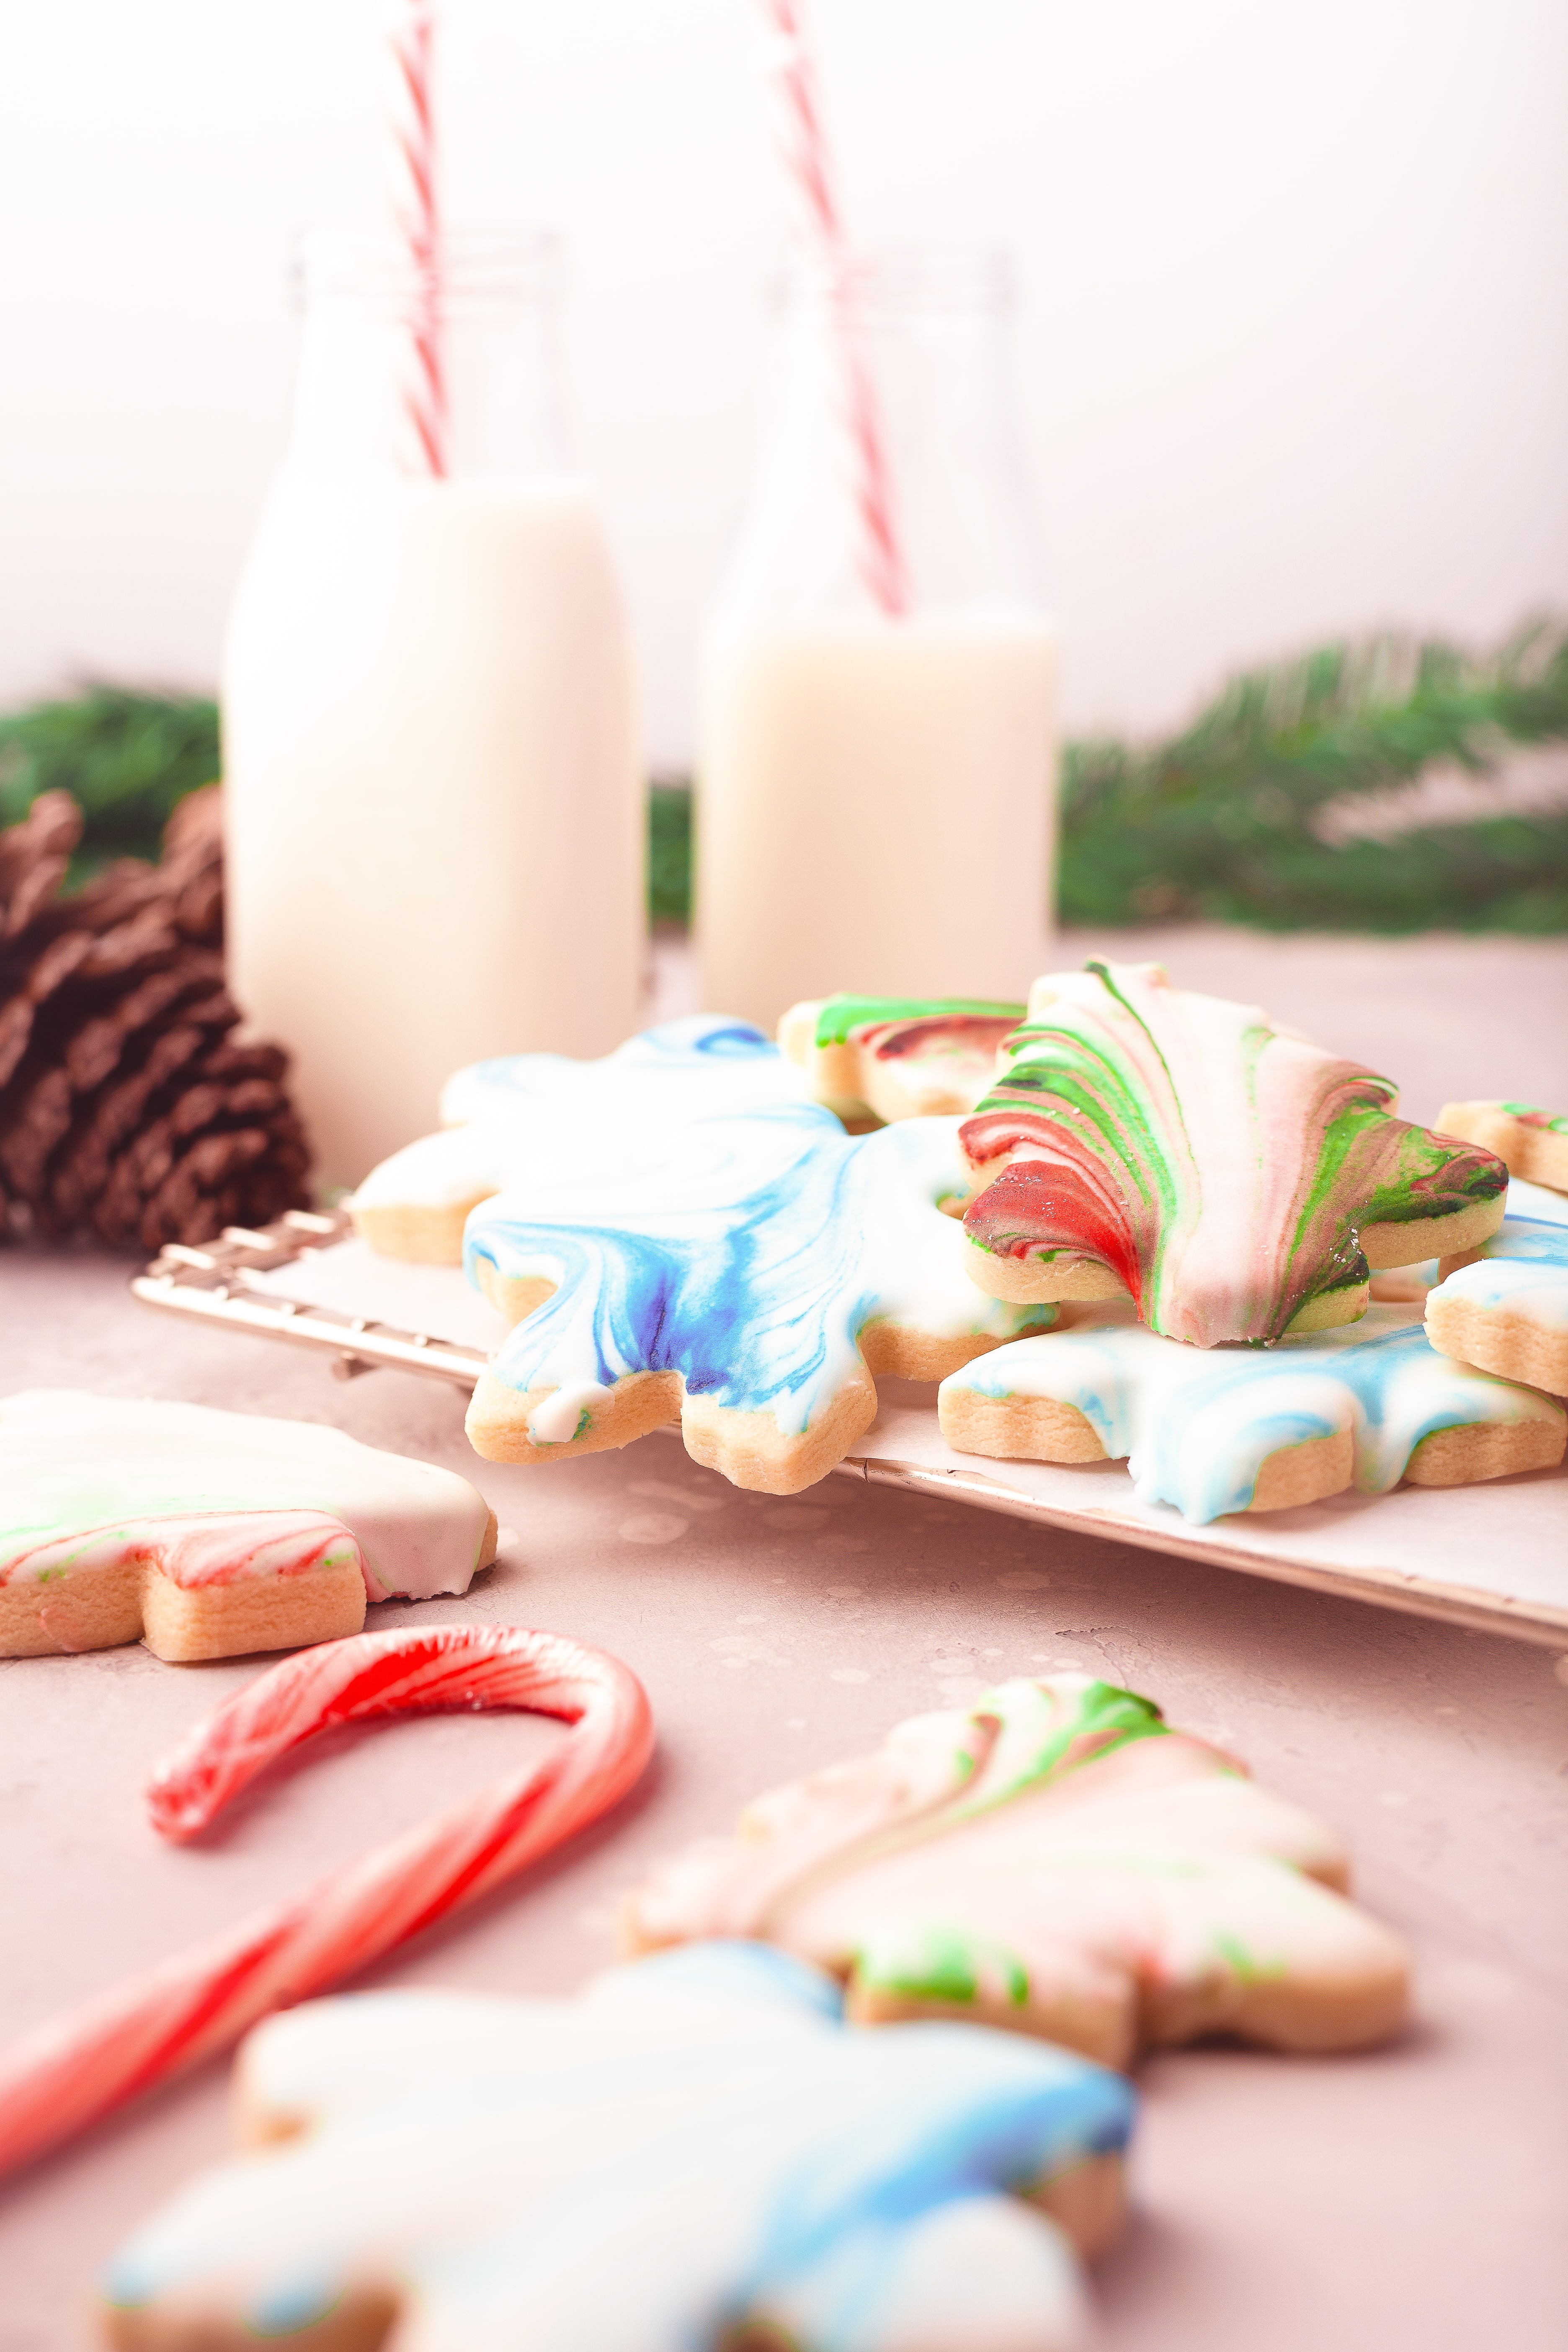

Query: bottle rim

[772,239,1015,319]
[294,225,562,315]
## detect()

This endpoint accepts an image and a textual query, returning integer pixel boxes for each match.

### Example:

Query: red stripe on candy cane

[389,0,446,477]
[758,0,908,617]
[0,1625,653,2178]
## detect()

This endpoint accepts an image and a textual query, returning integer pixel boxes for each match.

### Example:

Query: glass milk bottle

[224,230,643,1190]
[697,244,1056,1033]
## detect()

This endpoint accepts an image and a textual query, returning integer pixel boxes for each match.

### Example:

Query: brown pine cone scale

[0,785,314,1250]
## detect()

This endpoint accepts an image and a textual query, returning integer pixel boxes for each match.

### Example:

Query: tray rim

[131,1211,1568,1651]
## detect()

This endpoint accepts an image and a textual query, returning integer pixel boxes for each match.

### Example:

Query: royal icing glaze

[627,1679,1410,2069]
[936,1300,1565,1521]
[779,993,1025,1124]
[959,961,1508,1345]
[352,1015,806,1261]
[0,1392,494,1658]
[102,1942,1134,2352]
[463,1102,1057,1491]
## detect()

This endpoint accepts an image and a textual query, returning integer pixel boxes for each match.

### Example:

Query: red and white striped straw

[757,0,908,616]
[0,1624,653,2179]
[388,0,446,475]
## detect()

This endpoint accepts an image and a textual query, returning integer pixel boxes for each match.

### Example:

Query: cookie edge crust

[936,1388,1355,1513]
[1424,1296,1568,1398]
[351,1188,497,1266]
[1434,1100,1568,1192]
[0,1550,368,1662]
[1359,1192,1506,1270]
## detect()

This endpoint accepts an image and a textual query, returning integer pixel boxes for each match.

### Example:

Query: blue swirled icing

[938,1300,1565,1522]
[441,1014,796,1128]
[1427,1213,1568,1326]
[101,1942,1135,2348]
[465,1106,1057,1442]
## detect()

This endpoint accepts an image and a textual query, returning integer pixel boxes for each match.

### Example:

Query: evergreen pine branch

[0,686,221,880]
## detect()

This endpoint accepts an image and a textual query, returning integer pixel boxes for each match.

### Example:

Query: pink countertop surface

[3,927,1568,2350]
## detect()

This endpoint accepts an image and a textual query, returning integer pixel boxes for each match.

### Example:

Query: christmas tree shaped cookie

[936,1300,1564,1519]
[627,1678,1411,2069]
[463,1102,1057,1493]
[0,1392,495,1660]
[960,962,1508,1345]
[101,1944,1135,2352]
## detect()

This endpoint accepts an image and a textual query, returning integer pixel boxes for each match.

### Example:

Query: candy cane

[0,1624,653,2178]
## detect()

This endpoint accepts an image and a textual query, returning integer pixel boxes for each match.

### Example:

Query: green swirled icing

[960,961,1507,1345]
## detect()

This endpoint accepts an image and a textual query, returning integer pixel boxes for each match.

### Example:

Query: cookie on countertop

[959,961,1508,1344]
[350,1015,803,1264]
[0,1393,496,1661]
[778,993,1024,1125]
[100,1942,1135,2352]
[626,1678,1409,2069]
[936,1299,1564,1519]
[463,1102,1057,1493]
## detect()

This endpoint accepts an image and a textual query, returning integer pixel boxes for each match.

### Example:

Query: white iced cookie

[350,1014,804,1263]
[100,1943,1135,2352]
[0,1392,495,1661]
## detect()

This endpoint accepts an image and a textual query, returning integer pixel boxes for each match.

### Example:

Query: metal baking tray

[133,1212,1568,1648]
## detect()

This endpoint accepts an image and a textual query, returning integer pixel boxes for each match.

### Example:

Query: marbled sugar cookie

[0,1393,495,1661]
[627,1679,1410,2068]
[463,1101,1057,1493]
[937,1300,1564,1519]
[350,1015,803,1263]
[1434,1099,1568,1194]
[100,1942,1135,2352]
[778,993,1024,1125]
[960,961,1508,1344]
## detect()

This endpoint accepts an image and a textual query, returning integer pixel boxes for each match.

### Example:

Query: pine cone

[0,786,313,1250]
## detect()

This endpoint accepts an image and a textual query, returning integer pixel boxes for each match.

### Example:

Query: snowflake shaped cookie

[960,962,1508,1345]
[463,1102,1057,1492]
[936,1300,1565,1520]
[0,1393,495,1660]
[779,993,1024,1124]
[351,1016,803,1262]
[627,1679,1410,2070]
[101,1943,1135,2352]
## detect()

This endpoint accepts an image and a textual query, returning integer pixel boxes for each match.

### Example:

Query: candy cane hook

[0,1624,654,2177]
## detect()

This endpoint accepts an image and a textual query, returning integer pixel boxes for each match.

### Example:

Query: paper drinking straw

[0,1624,654,2178]
[389,0,447,475]
[758,0,909,616]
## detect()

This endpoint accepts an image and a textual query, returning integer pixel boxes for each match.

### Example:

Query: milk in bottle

[224,232,642,1187]
[698,247,1056,1033]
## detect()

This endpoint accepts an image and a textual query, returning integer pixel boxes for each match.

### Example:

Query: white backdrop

[4,0,1566,762]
